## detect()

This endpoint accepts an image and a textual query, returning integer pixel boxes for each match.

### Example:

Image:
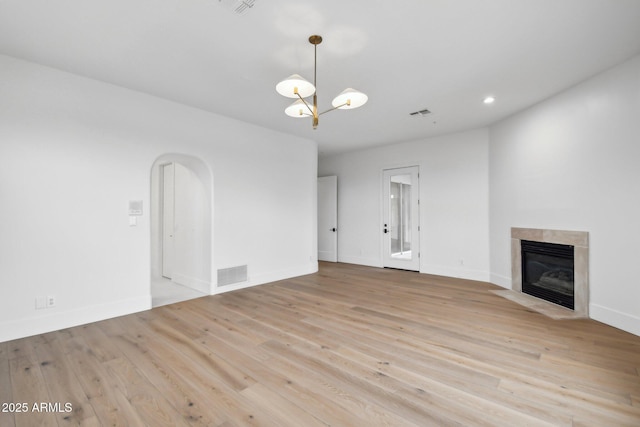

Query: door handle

[383,228,388,233]
[331,228,336,232]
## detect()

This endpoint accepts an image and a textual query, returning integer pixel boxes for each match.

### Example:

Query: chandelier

[276,35,368,129]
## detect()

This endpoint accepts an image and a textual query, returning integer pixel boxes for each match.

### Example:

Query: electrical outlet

[47,296,56,308]
[35,297,47,310]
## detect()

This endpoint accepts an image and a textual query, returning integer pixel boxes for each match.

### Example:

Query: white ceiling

[1,0,640,156]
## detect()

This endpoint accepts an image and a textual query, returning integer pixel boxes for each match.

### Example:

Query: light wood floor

[2,262,640,426]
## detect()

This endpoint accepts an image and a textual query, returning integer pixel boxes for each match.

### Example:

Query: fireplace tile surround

[511,227,589,318]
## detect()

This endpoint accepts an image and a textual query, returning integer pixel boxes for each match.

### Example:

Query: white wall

[319,129,491,281]
[0,54,318,342]
[489,54,640,336]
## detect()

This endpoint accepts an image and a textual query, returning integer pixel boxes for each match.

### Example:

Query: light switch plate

[128,200,143,216]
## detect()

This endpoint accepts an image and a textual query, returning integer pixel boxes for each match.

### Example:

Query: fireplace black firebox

[521,240,575,310]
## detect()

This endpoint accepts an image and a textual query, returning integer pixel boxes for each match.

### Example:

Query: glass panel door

[383,167,420,271]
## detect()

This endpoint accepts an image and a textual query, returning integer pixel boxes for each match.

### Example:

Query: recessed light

[483,96,495,104]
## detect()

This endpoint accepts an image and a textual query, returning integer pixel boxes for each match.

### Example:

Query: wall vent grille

[217,265,248,286]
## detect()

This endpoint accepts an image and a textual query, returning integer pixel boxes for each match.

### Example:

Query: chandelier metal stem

[311,35,320,129]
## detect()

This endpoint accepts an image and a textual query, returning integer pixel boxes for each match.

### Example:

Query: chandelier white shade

[275,74,316,99]
[332,88,368,109]
[284,99,312,117]
[276,35,367,129]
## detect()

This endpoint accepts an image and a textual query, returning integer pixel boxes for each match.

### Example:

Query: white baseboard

[490,272,512,289]
[590,303,640,337]
[318,251,337,262]
[421,264,491,282]
[337,255,382,268]
[333,258,492,283]
[171,272,212,294]
[0,295,150,343]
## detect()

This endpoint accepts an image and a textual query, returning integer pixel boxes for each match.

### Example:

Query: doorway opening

[382,166,420,271]
[318,175,338,262]
[150,154,213,307]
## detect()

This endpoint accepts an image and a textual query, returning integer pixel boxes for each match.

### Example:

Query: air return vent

[218,0,256,15]
[217,265,248,286]
[410,108,431,116]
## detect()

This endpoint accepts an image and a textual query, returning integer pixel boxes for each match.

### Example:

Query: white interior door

[318,175,338,262]
[161,163,175,279]
[382,167,420,271]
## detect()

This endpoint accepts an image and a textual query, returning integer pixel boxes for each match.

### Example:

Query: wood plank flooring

[2,262,640,426]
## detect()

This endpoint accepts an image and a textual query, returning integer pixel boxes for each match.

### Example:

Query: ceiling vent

[410,108,431,116]
[218,0,256,15]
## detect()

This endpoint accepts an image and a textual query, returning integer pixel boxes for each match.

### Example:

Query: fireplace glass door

[521,240,575,310]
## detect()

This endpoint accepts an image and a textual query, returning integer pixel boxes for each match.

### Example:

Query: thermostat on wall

[128,200,143,216]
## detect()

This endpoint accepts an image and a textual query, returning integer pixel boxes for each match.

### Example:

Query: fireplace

[521,240,574,310]
[511,228,589,318]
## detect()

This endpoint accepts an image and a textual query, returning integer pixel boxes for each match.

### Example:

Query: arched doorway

[150,154,213,307]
